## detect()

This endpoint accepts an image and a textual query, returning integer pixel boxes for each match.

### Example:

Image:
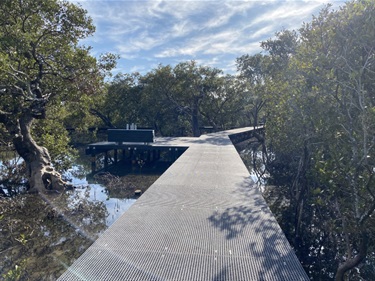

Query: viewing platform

[58,127,309,281]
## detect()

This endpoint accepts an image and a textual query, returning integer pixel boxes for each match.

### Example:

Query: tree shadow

[208,205,261,240]
[212,266,228,281]
[207,183,309,280]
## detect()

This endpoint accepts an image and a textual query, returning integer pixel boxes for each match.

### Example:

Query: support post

[114,149,118,164]
[156,150,161,160]
[91,154,96,173]
[104,151,109,170]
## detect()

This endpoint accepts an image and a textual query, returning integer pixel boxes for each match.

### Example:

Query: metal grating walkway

[58,128,309,281]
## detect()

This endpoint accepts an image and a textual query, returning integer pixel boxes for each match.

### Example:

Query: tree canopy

[0,0,115,193]
[244,1,375,279]
[92,61,250,137]
[1,0,374,279]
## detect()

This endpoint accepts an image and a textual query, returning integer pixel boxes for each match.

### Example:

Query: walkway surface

[58,128,309,281]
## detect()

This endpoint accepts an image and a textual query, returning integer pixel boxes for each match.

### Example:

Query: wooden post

[104,151,109,170]
[126,147,132,164]
[156,150,160,160]
[91,154,96,173]
[114,149,118,164]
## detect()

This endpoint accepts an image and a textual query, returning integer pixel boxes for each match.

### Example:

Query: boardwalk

[58,128,309,281]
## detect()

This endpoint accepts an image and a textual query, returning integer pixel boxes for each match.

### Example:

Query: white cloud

[171,20,192,37]
[249,25,277,39]
[70,0,347,74]
[251,2,321,26]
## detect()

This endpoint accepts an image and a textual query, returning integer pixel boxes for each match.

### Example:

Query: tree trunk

[251,109,258,128]
[192,98,200,137]
[9,113,69,193]
[335,232,368,281]
[192,113,200,137]
[89,108,115,128]
[293,142,310,253]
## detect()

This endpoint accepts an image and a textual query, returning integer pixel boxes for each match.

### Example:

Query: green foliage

[34,117,78,172]
[2,261,25,281]
[0,0,116,183]
[15,233,27,246]
[94,61,249,137]
[246,1,375,279]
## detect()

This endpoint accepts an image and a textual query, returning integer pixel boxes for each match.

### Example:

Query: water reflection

[72,184,136,227]
[64,164,136,227]
[0,151,27,196]
[0,150,165,280]
[235,140,268,190]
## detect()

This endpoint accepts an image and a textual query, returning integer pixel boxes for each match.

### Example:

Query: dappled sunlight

[208,205,261,240]
[208,189,307,280]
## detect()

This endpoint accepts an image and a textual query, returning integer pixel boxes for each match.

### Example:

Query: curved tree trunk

[8,113,69,193]
[89,108,115,128]
[192,112,200,137]
[191,97,200,137]
[335,232,368,281]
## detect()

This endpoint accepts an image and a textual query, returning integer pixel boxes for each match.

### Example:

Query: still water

[64,165,136,227]
[0,150,167,280]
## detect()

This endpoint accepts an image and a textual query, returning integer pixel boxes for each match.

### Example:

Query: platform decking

[58,128,309,281]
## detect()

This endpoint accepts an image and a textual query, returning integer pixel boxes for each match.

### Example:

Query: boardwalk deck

[58,128,309,281]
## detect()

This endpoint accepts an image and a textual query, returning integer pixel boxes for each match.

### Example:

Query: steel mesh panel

[58,128,309,281]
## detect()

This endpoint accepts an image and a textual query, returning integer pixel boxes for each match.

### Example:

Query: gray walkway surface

[58,128,309,281]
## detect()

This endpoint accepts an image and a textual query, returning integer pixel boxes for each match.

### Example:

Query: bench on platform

[108,129,154,144]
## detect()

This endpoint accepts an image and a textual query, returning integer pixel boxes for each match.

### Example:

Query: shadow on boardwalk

[208,179,308,281]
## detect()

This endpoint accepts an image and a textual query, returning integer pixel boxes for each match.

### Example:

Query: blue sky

[72,0,347,75]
